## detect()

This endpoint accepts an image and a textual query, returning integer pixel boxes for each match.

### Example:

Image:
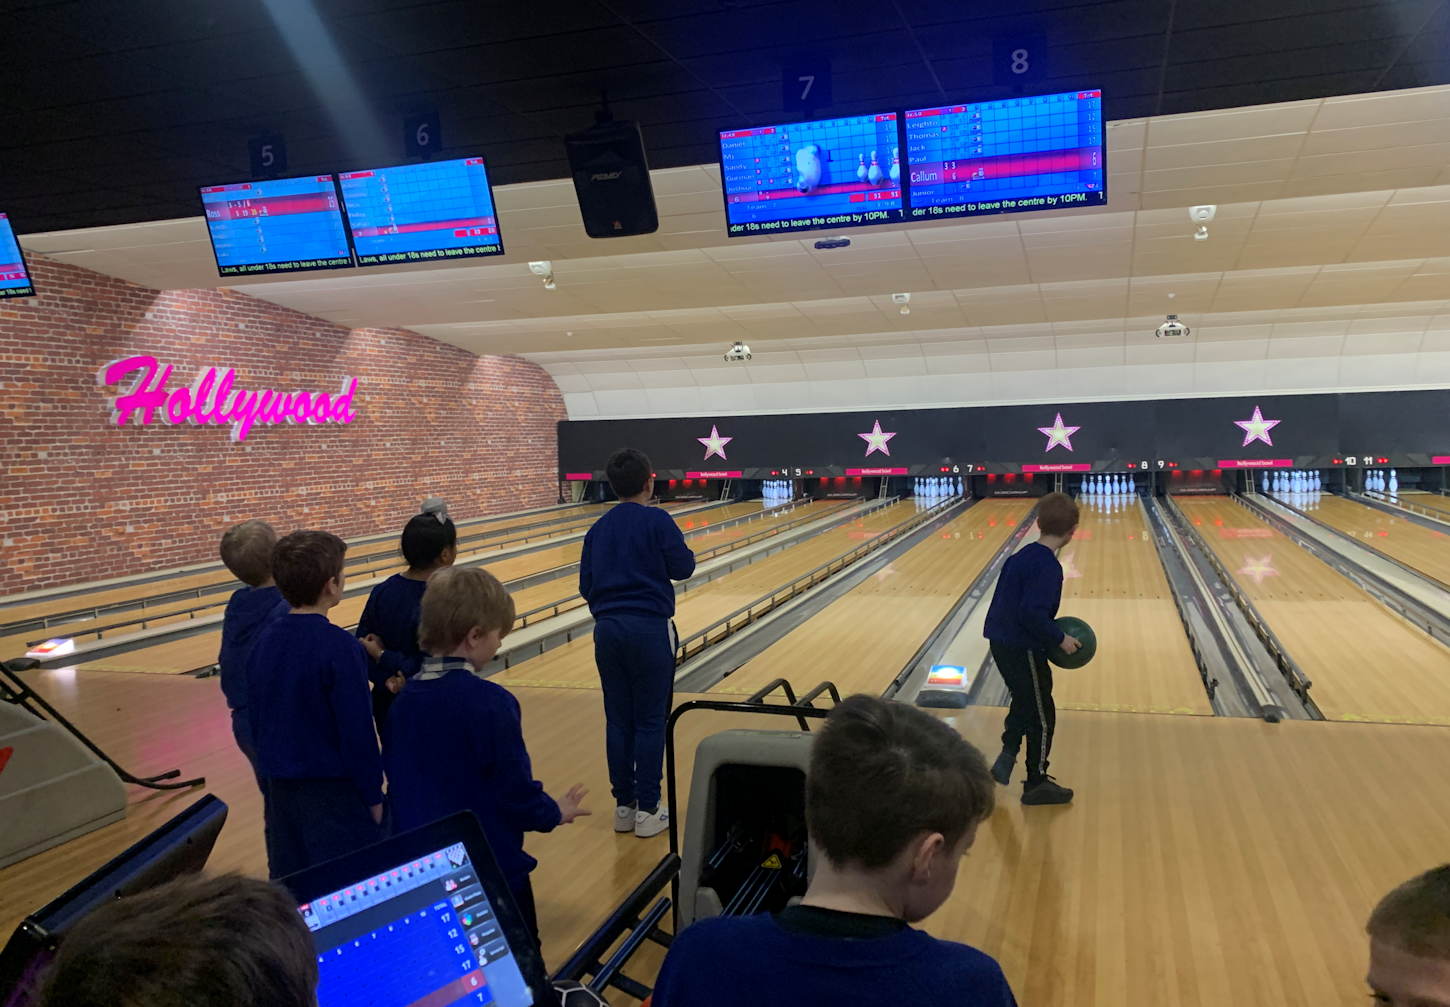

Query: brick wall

[0,255,566,593]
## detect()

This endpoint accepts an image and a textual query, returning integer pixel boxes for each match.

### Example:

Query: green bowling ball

[1048,616,1096,669]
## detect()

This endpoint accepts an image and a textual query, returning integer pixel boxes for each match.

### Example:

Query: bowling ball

[1048,616,1096,669]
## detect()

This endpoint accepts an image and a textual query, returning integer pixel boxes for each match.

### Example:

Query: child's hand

[1059,634,1082,655]
[556,784,591,825]
[385,672,406,694]
[361,634,384,660]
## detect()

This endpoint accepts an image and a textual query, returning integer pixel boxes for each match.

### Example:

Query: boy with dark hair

[651,694,1013,1006]
[1367,864,1450,1005]
[248,529,383,879]
[982,490,1081,806]
[217,520,289,781]
[579,448,695,838]
[384,565,589,946]
[33,873,317,1007]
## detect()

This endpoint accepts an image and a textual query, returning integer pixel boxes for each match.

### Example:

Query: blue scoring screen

[200,175,354,276]
[905,90,1105,220]
[339,157,504,266]
[0,213,35,298]
[720,113,903,236]
[302,843,534,1007]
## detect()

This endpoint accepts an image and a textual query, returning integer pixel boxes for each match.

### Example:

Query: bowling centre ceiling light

[1155,314,1191,338]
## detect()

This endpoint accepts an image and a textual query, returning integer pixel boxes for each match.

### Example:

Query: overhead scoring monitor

[338,156,504,265]
[199,175,354,276]
[719,112,904,236]
[905,90,1104,220]
[0,213,36,298]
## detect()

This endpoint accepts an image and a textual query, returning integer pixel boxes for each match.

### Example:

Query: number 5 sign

[782,58,831,112]
[248,134,288,179]
[404,111,442,157]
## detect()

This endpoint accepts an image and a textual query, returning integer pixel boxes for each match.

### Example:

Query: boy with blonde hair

[383,565,589,946]
[218,519,288,779]
[1367,864,1450,1005]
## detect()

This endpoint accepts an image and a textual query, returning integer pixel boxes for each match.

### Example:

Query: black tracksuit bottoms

[990,642,1056,785]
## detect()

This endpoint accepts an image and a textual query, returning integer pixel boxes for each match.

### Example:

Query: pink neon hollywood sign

[98,355,359,442]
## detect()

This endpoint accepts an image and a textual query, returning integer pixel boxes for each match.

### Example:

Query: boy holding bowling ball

[983,491,1081,805]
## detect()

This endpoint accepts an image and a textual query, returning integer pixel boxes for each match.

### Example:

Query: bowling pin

[1390,469,1399,495]
[795,144,822,194]
[867,150,884,185]
[889,146,901,184]
[856,154,868,183]
[1261,472,1270,494]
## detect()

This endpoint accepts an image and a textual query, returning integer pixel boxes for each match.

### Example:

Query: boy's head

[34,873,317,1007]
[401,507,458,572]
[806,694,995,922]
[418,566,516,666]
[1367,865,1450,1005]
[271,530,347,608]
[219,520,277,587]
[1036,491,1080,541]
[605,448,653,500]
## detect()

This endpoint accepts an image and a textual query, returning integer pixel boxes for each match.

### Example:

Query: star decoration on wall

[1234,406,1280,447]
[697,425,732,461]
[1037,413,1080,452]
[1237,553,1279,585]
[858,420,897,457]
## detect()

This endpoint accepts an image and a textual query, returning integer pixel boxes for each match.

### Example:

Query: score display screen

[720,113,904,236]
[200,175,353,276]
[0,213,35,298]
[303,842,533,1007]
[904,90,1105,220]
[338,157,504,265]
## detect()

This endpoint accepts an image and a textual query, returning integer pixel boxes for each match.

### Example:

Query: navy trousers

[229,707,263,789]
[990,643,1056,786]
[593,615,676,811]
[263,776,381,880]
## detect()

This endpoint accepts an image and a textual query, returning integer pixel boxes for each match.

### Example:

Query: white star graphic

[1234,406,1280,447]
[858,420,897,457]
[1237,553,1279,585]
[873,563,898,583]
[697,425,732,461]
[1037,413,1080,452]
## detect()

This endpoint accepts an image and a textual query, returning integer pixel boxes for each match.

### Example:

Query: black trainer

[990,749,1016,786]
[1021,776,1074,805]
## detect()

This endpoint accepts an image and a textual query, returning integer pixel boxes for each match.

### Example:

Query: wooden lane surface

[1054,499,1210,716]
[1303,494,1450,586]
[931,704,1450,1007]
[1178,496,1450,725]
[495,503,917,690]
[709,500,1034,697]
[1397,490,1450,518]
[0,504,600,627]
[61,505,753,676]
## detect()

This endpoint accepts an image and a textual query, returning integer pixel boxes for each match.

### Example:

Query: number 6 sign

[404,111,442,157]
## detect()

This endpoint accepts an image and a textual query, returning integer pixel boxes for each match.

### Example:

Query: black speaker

[565,119,659,238]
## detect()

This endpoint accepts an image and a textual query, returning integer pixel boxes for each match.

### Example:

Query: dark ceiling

[3,0,1448,233]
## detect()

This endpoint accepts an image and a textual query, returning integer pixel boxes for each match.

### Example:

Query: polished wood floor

[1054,499,1210,716]
[1298,494,1450,587]
[1179,496,1450,725]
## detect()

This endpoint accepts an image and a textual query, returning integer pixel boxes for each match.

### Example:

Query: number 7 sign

[782,58,831,111]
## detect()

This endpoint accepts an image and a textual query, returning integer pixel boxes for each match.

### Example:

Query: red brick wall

[0,255,566,593]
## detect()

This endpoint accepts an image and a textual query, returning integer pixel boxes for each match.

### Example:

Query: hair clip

[420,497,449,524]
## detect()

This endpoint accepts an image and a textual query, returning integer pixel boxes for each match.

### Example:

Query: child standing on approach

[579,448,695,838]
[217,519,288,782]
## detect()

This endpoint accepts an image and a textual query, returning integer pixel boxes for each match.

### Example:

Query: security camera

[892,292,911,315]
[1188,205,1216,222]
[1194,225,1208,241]
[724,341,752,362]
[528,260,556,289]
[1155,314,1191,338]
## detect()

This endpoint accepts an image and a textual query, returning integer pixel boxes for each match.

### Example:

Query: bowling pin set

[1362,469,1399,496]
[793,144,900,194]
[1079,474,1137,499]
[912,477,963,501]
[1258,470,1331,497]
[763,480,793,505]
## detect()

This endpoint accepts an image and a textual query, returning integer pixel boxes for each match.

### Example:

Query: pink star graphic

[1237,553,1279,585]
[858,420,896,457]
[1037,413,1080,452]
[697,425,732,461]
[1234,406,1280,447]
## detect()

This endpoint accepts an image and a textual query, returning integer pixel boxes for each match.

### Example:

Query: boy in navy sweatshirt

[651,695,1015,1007]
[982,491,1081,806]
[383,566,589,946]
[579,448,695,839]
[217,520,288,782]
[247,530,384,879]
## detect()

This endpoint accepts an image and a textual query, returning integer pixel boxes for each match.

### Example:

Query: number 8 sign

[993,36,1049,85]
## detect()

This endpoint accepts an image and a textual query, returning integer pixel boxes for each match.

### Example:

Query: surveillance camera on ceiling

[724,341,752,362]
[891,292,911,315]
[1155,314,1191,338]
[1188,205,1216,222]
[528,260,556,289]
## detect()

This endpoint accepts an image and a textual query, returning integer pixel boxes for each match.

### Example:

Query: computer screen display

[338,157,504,265]
[302,841,534,1007]
[0,213,35,298]
[200,175,354,276]
[719,113,904,236]
[904,90,1105,220]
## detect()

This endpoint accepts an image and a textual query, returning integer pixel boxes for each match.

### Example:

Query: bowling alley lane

[1051,498,1210,716]
[1301,495,1450,587]
[710,499,1035,697]
[495,502,920,689]
[1395,490,1450,519]
[1178,496,1450,726]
